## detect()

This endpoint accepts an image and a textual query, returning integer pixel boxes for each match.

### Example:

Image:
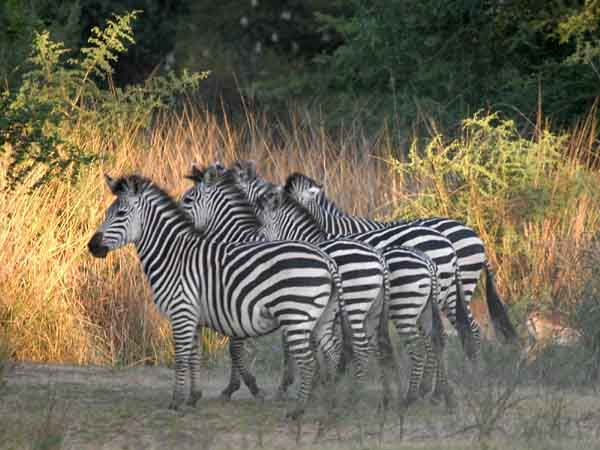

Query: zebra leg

[468,315,482,364]
[350,324,370,383]
[286,329,317,419]
[169,321,196,410]
[220,338,242,400]
[233,340,265,400]
[419,336,438,398]
[374,316,395,410]
[186,329,203,406]
[430,332,457,410]
[221,338,264,400]
[402,332,428,408]
[276,331,295,401]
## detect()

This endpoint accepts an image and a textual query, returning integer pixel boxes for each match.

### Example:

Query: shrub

[391,112,600,316]
[0,10,207,191]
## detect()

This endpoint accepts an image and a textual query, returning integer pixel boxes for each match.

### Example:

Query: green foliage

[556,0,600,67]
[391,112,600,308]
[0,11,207,190]
[394,113,568,225]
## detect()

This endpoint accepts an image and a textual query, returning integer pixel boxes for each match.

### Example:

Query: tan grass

[1,105,598,365]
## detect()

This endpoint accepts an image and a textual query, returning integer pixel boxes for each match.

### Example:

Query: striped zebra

[229,160,477,405]
[88,174,344,418]
[283,172,518,347]
[254,185,451,407]
[180,165,392,403]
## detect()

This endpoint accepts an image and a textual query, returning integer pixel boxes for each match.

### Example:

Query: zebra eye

[116,210,127,217]
[182,196,193,204]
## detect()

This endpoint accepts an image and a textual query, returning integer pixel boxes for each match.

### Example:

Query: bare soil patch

[1,362,600,450]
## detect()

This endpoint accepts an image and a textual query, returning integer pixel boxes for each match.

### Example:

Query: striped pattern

[283,172,482,352]
[88,174,341,418]
[180,167,388,399]
[255,187,445,405]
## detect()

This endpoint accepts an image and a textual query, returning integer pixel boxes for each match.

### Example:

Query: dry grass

[0,106,395,365]
[1,105,599,365]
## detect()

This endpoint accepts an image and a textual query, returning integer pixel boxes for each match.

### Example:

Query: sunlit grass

[1,105,599,365]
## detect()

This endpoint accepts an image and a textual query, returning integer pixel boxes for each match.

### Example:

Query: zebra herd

[88,160,518,419]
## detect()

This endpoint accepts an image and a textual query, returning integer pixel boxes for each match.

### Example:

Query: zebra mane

[284,172,321,194]
[259,185,328,238]
[114,174,203,237]
[210,169,263,228]
[284,172,346,217]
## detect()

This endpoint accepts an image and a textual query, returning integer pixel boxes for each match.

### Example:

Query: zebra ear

[304,185,321,200]
[203,165,220,185]
[185,164,204,183]
[213,161,226,175]
[232,160,258,183]
[263,186,284,209]
[104,174,120,195]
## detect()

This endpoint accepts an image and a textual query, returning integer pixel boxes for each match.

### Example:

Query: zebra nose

[88,232,108,258]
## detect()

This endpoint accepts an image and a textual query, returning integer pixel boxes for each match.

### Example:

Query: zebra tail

[454,272,477,360]
[375,250,392,340]
[484,262,519,345]
[329,259,353,376]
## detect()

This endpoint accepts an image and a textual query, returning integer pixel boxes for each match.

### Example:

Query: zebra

[88,174,344,418]
[283,172,519,347]
[254,185,451,407]
[229,160,477,405]
[180,165,392,403]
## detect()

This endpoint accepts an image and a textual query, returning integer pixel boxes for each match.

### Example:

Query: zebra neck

[287,213,328,243]
[204,191,262,242]
[136,202,196,270]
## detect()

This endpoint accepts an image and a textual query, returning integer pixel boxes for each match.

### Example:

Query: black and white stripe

[88,174,342,418]
[230,162,477,405]
[255,186,447,406]
[180,166,390,401]
[284,172,518,346]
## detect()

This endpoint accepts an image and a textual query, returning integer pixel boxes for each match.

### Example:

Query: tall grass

[391,112,600,326]
[0,106,394,365]
[1,106,599,365]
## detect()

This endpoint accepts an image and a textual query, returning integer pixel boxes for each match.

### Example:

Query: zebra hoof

[274,388,288,401]
[218,392,233,402]
[429,390,444,405]
[444,393,458,413]
[186,391,203,407]
[168,399,184,411]
[286,406,305,420]
[401,392,419,409]
[253,389,266,402]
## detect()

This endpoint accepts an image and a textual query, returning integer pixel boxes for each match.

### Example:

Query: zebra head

[254,185,286,240]
[284,173,325,218]
[230,160,271,204]
[88,174,146,258]
[180,163,226,230]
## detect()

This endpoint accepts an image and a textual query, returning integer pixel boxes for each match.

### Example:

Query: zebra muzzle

[88,232,109,258]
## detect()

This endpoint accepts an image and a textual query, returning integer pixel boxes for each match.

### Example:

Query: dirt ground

[1,361,600,450]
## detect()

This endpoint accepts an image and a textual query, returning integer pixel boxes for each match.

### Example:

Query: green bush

[391,112,600,311]
[0,10,207,190]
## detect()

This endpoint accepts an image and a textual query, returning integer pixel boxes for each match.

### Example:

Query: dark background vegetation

[2,0,599,133]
